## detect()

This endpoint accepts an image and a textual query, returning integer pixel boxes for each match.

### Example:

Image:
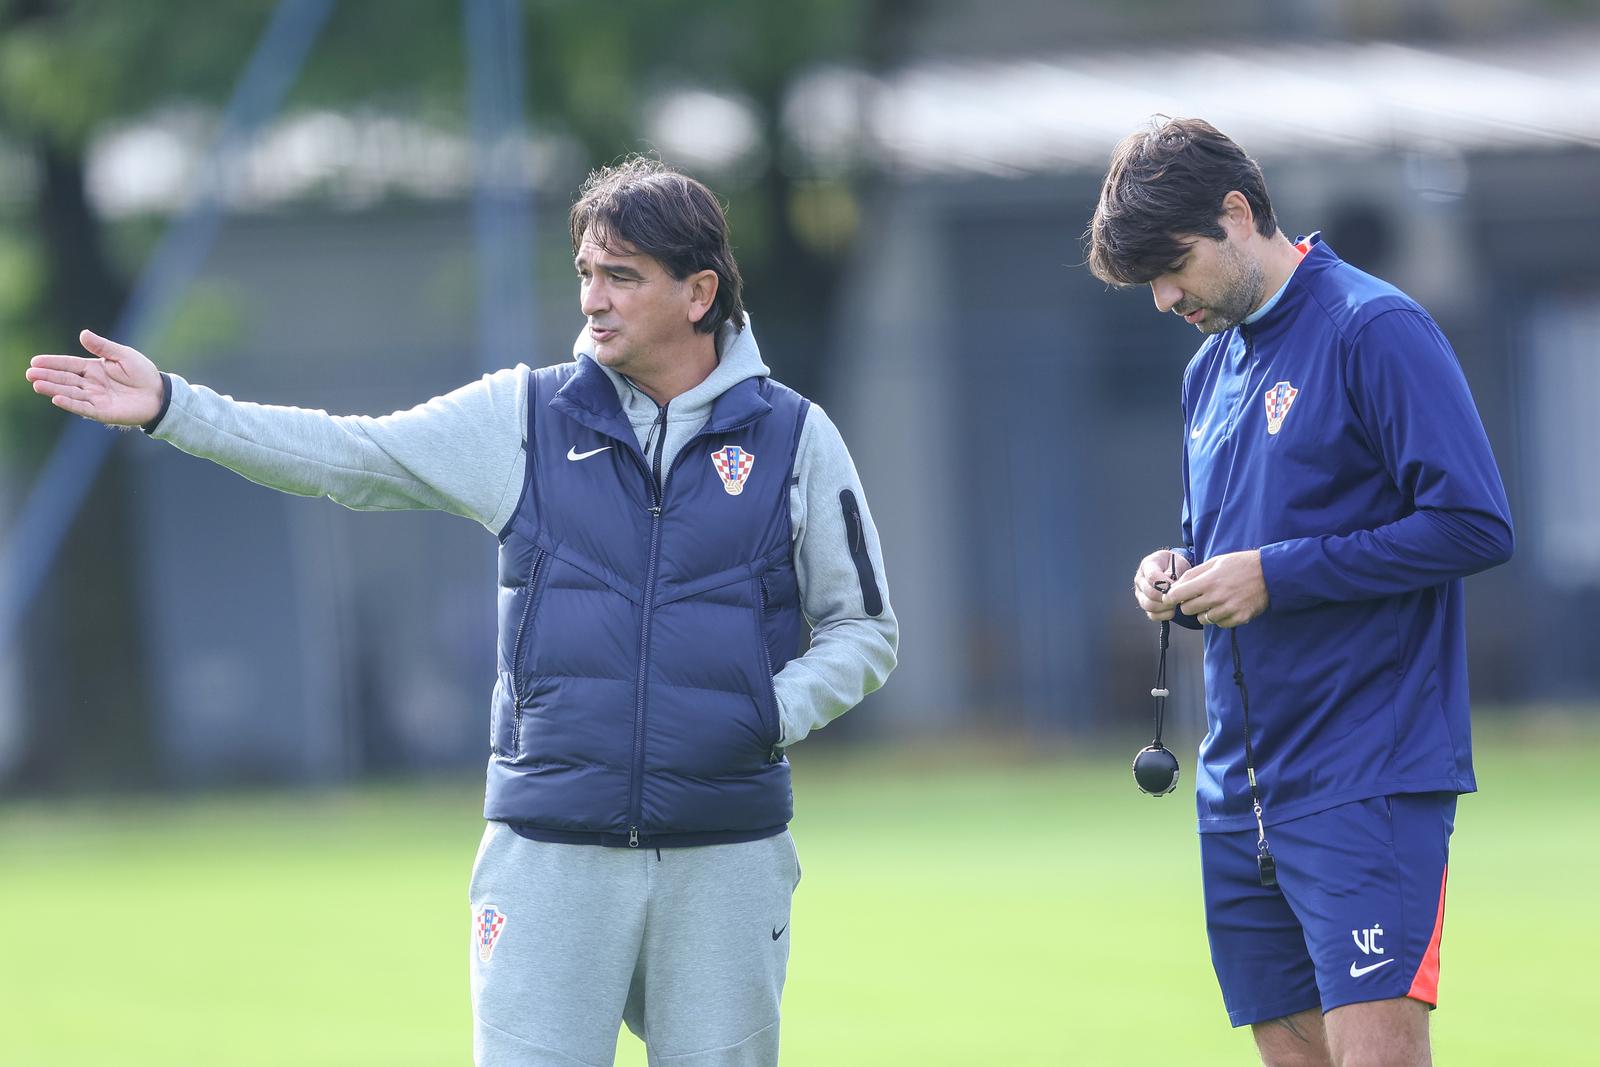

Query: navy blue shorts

[1200,792,1456,1027]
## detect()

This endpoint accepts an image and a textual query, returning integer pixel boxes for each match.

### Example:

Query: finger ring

[1200,612,1212,625]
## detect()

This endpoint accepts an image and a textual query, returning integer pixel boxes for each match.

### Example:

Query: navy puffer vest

[484,356,810,847]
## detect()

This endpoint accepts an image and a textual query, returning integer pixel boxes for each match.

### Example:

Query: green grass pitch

[1,715,1593,1065]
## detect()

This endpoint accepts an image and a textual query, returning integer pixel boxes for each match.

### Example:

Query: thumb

[80,329,137,363]
[1166,559,1211,599]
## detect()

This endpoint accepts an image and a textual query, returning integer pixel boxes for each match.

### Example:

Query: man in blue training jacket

[26,157,897,1067]
[1087,117,1513,1067]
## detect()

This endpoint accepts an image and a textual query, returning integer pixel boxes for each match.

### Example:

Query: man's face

[575,232,699,375]
[1147,231,1265,335]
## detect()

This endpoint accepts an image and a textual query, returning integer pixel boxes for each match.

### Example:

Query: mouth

[589,325,617,344]
[1180,308,1206,325]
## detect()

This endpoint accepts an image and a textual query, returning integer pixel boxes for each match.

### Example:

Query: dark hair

[569,156,746,334]
[1086,117,1278,286]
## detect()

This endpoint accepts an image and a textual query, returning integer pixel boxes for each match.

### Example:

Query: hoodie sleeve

[773,405,899,746]
[151,368,530,534]
[1257,308,1514,610]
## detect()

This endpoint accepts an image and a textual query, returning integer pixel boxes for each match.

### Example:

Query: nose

[1150,278,1183,314]
[581,276,608,317]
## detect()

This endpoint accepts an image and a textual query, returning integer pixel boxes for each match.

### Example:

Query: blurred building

[5,4,1599,789]
[831,30,1600,742]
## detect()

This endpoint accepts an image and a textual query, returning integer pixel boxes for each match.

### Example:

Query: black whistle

[1257,850,1278,889]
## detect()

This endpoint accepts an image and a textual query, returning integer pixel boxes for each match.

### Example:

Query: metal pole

[464,0,537,375]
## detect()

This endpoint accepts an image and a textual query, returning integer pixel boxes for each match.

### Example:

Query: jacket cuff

[140,373,173,435]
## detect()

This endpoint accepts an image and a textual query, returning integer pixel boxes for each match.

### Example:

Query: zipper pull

[628,827,640,848]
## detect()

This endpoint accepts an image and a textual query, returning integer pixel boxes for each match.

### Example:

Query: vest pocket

[508,550,553,694]
[508,548,552,755]
[753,576,783,756]
[491,673,517,759]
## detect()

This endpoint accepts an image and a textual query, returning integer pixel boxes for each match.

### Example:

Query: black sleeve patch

[839,489,884,618]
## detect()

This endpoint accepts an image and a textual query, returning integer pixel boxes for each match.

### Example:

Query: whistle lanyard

[1228,629,1277,888]
[1151,616,1170,738]
[1149,557,1177,754]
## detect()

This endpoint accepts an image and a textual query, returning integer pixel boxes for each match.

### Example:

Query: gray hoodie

[152,319,897,747]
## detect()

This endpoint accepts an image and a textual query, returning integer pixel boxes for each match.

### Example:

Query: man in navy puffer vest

[26,157,898,1067]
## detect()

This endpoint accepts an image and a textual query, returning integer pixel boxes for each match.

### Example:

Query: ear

[685,269,719,325]
[1218,190,1256,240]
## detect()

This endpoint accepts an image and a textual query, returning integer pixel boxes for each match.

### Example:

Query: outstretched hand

[25,330,164,427]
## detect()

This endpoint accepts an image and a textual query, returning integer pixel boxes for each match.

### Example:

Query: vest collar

[701,377,772,435]
[549,355,630,442]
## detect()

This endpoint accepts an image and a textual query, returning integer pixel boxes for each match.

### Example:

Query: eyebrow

[574,255,646,281]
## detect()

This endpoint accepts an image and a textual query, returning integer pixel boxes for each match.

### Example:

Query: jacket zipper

[507,548,547,753]
[1227,331,1261,437]
[628,403,669,847]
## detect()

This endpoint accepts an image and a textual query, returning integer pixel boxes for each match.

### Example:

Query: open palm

[25,330,164,427]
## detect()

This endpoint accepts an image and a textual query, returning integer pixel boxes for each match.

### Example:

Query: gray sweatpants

[469,822,802,1067]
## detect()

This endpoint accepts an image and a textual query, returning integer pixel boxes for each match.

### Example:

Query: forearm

[774,615,897,745]
[1259,505,1513,612]
[152,371,528,531]
[1262,310,1514,612]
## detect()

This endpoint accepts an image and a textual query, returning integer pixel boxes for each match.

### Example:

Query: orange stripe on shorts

[1407,864,1449,1005]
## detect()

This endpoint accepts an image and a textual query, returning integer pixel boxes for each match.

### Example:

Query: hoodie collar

[552,317,773,443]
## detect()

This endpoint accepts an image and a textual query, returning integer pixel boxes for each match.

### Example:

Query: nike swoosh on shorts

[1349,958,1396,978]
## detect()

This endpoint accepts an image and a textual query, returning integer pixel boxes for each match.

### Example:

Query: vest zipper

[507,548,547,753]
[626,401,772,843]
[628,403,669,847]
